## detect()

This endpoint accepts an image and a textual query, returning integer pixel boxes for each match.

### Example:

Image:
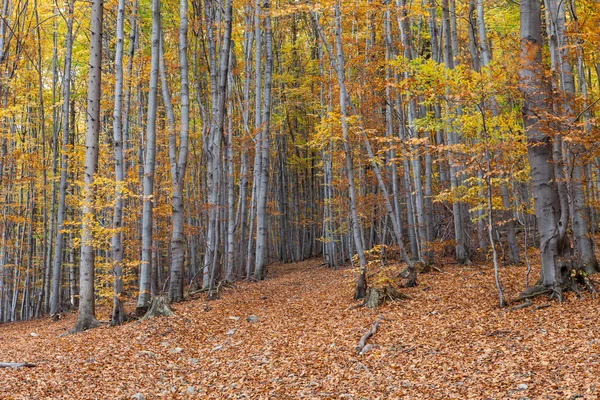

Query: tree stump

[141,296,174,321]
[366,288,380,309]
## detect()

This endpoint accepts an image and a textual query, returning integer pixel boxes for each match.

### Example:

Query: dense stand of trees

[0,0,599,328]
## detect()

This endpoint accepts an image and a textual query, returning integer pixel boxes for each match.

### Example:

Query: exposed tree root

[532,303,551,311]
[515,264,598,305]
[517,285,551,301]
[507,299,532,311]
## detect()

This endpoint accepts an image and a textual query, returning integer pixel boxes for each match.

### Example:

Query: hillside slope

[1,259,599,399]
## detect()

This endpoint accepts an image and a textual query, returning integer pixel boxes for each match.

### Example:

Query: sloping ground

[1,258,599,399]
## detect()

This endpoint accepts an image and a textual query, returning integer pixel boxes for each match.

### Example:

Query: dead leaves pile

[1,259,599,399]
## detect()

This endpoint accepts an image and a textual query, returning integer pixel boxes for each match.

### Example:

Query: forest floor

[1,257,600,399]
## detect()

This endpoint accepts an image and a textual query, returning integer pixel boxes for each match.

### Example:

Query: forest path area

[1,258,600,399]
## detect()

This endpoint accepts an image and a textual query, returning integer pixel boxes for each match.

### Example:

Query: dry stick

[355,315,382,355]
[0,362,36,368]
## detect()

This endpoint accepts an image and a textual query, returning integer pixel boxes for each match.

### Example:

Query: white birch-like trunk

[50,0,74,316]
[136,0,161,314]
[547,0,597,273]
[519,0,564,286]
[442,0,470,264]
[332,3,368,297]
[71,0,103,333]
[110,0,126,326]
[253,1,273,281]
[168,0,191,301]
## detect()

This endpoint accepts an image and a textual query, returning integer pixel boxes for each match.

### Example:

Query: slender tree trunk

[50,0,75,317]
[71,0,103,333]
[442,0,470,264]
[203,0,233,289]
[110,0,126,326]
[136,0,161,315]
[168,0,191,301]
[519,0,566,287]
[332,3,368,297]
[547,0,597,273]
[254,1,273,281]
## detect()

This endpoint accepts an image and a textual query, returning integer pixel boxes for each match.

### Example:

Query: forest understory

[1,254,599,399]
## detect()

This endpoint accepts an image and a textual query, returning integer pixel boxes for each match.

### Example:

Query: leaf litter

[0,258,599,399]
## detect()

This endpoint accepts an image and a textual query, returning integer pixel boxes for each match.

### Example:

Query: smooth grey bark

[519,0,565,286]
[168,0,191,301]
[157,31,177,298]
[254,1,273,281]
[246,0,262,279]
[546,0,597,274]
[71,0,103,333]
[50,0,75,317]
[42,11,60,315]
[203,0,219,289]
[442,0,470,264]
[122,0,138,172]
[0,0,8,65]
[482,112,505,307]
[136,0,161,315]
[225,71,235,281]
[110,0,126,326]
[235,9,253,277]
[384,10,404,254]
[203,0,233,288]
[398,0,428,263]
[34,2,50,317]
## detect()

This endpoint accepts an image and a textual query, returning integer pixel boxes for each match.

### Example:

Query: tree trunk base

[68,315,102,334]
[111,302,126,326]
[517,264,598,303]
[354,271,367,300]
[140,296,174,321]
[398,264,417,287]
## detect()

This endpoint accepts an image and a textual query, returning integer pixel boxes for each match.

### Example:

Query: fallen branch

[0,362,36,368]
[355,315,382,355]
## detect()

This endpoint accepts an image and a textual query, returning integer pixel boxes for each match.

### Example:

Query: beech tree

[71,0,103,333]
